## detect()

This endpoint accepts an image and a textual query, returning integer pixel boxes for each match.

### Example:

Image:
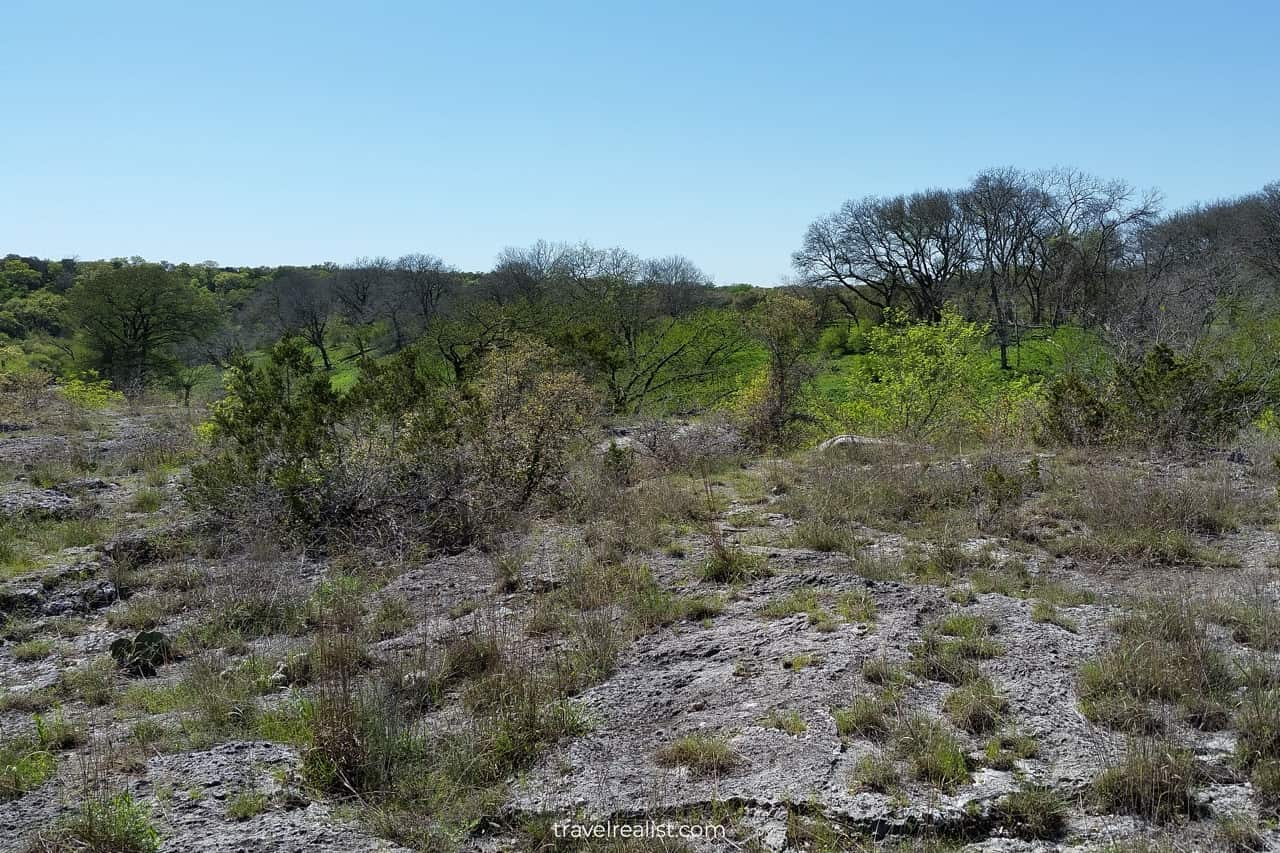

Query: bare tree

[643,254,710,314]
[261,268,336,369]
[962,168,1055,368]
[394,252,455,330]
[793,190,971,321]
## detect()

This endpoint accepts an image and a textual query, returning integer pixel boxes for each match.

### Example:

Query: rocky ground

[2,408,1279,852]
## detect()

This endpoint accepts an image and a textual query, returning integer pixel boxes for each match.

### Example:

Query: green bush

[843,308,1039,443]
[190,335,596,548]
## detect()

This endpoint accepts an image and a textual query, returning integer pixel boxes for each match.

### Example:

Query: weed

[655,734,740,777]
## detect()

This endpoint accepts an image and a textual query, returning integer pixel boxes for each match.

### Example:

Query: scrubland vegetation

[1,170,1279,850]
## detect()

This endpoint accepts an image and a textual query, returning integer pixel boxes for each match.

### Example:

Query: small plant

[892,714,970,790]
[850,752,900,793]
[993,785,1068,840]
[761,709,807,736]
[13,638,54,661]
[226,790,269,821]
[43,790,162,852]
[655,734,740,777]
[943,678,1007,733]
[1093,738,1199,823]
[109,630,174,677]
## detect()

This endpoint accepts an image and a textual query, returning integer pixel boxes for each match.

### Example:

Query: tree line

[1,167,1277,433]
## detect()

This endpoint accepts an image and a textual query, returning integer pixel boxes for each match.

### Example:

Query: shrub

[191,335,596,549]
[844,308,1039,443]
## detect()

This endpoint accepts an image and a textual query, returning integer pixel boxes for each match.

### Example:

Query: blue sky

[3,0,1278,283]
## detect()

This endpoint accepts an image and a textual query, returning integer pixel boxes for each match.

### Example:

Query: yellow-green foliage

[843,308,1039,443]
[56,374,123,410]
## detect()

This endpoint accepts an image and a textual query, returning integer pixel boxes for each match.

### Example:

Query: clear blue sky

[3,0,1278,283]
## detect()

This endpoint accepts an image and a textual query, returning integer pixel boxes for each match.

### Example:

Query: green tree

[738,291,820,449]
[68,263,218,391]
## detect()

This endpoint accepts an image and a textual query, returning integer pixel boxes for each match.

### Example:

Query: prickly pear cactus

[109,630,173,677]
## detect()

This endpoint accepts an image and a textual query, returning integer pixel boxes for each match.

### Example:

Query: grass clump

[907,635,981,686]
[789,518,856,552]
[36,790,162,852]
[761,709,807,736]
[0,734,56,800]
[1207,590,1280,650]
[861,656,908,686]
[942,677,1007,733]
[655,734,740,777]
[983,732,1039,770]
[1079,600,1235,733]
[992,785,1068,840]
[849,752,900,793]
[701,538,767,583]
[1031,600,1078,632]
[13,638,54,661]
[835,589,876,623]
[833,693,896,741]
[757,587,822,620]
[891,713,970,790]
[1093,739,1200,823]
[1216,812,1266,852]
[130,487,164,513]
[226,790,269,821]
